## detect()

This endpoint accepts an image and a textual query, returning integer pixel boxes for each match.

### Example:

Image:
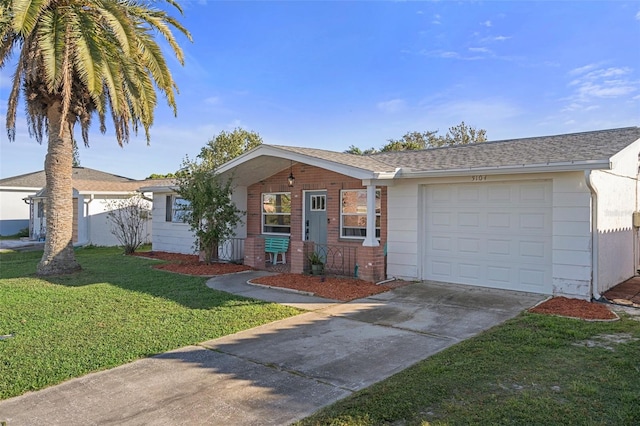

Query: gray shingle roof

[270,145,398,173]
[370,127,640,172]
[0,167,134,188]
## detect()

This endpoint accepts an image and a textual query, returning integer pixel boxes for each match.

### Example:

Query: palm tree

[0,0,191,275]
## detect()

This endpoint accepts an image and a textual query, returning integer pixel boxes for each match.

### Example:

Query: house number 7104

[472,175,487,181]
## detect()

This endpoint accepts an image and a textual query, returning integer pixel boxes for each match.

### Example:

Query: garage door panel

[458,237,481,254]
[431,236,451,252]
[458,212,480,227]
[519,183,550,203]
[424,181,552,293]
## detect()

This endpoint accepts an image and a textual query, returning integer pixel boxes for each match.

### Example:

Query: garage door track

[0,272,544,425]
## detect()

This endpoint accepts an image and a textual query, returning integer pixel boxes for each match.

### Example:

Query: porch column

[362,184,379,247]
[244,237,265,270]
[289,240,306,274]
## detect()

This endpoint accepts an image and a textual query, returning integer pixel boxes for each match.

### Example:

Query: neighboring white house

[146,126,640,300]
[1,167,153,246]
[0,172,46,236]
[139,179,247,259]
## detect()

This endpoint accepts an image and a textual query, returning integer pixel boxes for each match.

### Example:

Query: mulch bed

[528,296,618,321]
[130,251,617,319]
[250,273,406,302]
[129,251,252,275]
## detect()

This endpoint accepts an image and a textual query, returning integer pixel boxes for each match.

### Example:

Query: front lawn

[299,310,640,425]
[0,247,300,400]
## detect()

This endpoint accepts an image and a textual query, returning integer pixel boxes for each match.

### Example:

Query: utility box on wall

[633,211,640,228]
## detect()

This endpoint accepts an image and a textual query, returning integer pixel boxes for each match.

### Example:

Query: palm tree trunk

[37,100,81,275]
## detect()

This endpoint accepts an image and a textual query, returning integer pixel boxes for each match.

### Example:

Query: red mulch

[129,251,617,319]
[528,296,617,320]
[129,251,252,275]
[251,273,407,301]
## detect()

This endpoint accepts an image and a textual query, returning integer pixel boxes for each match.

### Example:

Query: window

[262,192,291,234]
[310,194,326,211]
[37,201,45,218]
[340,189,381,239]
[165,195,190,223]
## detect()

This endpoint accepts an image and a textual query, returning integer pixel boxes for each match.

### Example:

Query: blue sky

[1,0,639,180]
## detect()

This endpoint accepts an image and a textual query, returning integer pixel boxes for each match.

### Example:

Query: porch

[244,237,386,283]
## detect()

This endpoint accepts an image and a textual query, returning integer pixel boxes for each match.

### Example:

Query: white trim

[397,160,612,179]
[302,189,327,241]
[262,191,292,236]
[339,188,381,242]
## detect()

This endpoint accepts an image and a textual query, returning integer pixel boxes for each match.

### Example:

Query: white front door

[423,181,552,293]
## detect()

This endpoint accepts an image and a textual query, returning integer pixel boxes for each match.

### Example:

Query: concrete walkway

[0,272,544,425]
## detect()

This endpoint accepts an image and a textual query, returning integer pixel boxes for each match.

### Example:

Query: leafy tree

[383,122,487,151]
[176,128,260,264]
[347,122,488,154]
[105,194,152,255]
[147,173,176,180]
[197,128,263,170]
[344,145,378,155]
[381,130,440,152]
[444,121,487,145]
[176,167,244,264]
[72,141,80,167]
[1,0,191,275]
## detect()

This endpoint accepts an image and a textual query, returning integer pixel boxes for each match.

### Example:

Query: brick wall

[246,163,387,281]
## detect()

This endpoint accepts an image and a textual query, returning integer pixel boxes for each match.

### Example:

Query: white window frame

[310,194,326,211]
[340,189,381,239]
[166,195,190,223]
[262,192,292,235]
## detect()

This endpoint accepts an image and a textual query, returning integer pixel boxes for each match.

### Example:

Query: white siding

[0,188,36,235]
[551,173,592,298]
[71,194,152,247]
[589,141,640,294]
[149,187,248,255]
[151,192,196,254]
[386,172,598,299]
[386,181,419,280]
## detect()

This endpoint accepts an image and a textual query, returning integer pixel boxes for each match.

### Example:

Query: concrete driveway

[0,272,544,425]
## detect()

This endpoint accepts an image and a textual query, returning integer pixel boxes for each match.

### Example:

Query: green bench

[264,237,289,265]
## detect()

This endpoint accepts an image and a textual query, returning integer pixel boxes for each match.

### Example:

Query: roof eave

[0,186,43,191]
[138,185,178,193]
[397,160,612,179]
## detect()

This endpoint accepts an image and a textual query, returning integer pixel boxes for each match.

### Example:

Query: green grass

[0,247,300,400]
[298,312,640,425]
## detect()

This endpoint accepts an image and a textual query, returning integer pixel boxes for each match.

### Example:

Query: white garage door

[423,181,552,293]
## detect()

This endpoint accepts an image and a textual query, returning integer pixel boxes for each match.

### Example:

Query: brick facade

[245,163,387,282]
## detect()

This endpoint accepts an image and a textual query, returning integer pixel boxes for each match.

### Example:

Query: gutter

[584,171,600,300]
[398,159,612,179]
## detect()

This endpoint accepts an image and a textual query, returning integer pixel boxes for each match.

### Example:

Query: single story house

[0,171,47,236]
[140,178,247,260]
[144,127,640,300]
[1,167,152,246]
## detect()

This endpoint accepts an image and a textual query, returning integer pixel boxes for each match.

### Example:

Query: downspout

[584,171,600,300]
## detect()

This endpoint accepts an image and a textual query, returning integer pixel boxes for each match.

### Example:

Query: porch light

[288,161,295,187]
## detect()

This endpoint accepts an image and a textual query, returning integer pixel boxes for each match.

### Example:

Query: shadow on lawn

[0,248,271,310]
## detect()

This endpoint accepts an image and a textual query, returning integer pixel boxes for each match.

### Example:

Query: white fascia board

[76,191,138,196]
[137,185,178,193]
[397,159,612,179]
[216,145,384,180]
[0,186,42,191]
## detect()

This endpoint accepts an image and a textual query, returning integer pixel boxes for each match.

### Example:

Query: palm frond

[12,0,51,35]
